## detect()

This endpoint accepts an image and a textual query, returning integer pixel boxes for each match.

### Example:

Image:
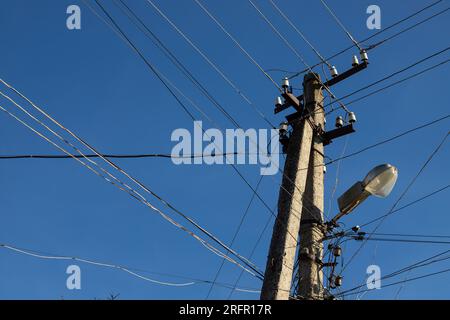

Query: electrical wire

[0,243,260,292]
[85,0,290,235]
[347,236,450,245]
[288,0,447,79]
[1,69,265,278]
[205,175,264,299]
[227,211,274,299]
[318,0,362,50]
[139,0,330,232]
[358,184,450,229]
[268,0,332,69]
[6,71,444,168]
[145,0,276,129]
[365,7,450,52]
[322,46,450,110]
[325,115,450,166]
[4,1,321,283]
[336,249,450,298]
[0,152,275,160]
[296,114,449,172]
[247,0,351,115]
[338,132,449,276]
[326,136,349,220]
[324,58,450,116]
[85,0,324,258]
[0,100,262,278]
[114,0,243,129]
[193,0,282,92]
[363,232,450,239]
[111,0,325,229]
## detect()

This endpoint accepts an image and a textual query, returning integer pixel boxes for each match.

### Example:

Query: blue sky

[0,0,449,300]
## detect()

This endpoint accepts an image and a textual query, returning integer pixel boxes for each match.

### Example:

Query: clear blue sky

[0,0,448,300]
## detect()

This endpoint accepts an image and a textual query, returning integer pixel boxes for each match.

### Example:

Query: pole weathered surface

[297,73,325,300]
[260,73,320,300]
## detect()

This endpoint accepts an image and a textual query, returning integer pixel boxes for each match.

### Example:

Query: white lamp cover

[363,164,398,198]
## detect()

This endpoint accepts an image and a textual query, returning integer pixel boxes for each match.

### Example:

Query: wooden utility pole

[297,75,325,300]
[260,73,321,300]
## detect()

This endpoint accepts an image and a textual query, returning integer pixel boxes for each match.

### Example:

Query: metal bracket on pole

[274,62,368,115]
[321,123,356,146]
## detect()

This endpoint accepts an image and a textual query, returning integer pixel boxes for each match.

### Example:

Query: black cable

[348,236,450,245]
[291,58,450,134]
[325,59,450,115]
[92,0,264,278]
[367,232,450,239]
[338,132,449,276]
[366,7,450,51]
[75,0,320,255]
[325,59,450,116]
[322,46,450,109]
[0,152,268,160]
[296,114,449,171]
[2,114,446,163]
[114,0,247,129]
[227,212,274,299]
[337,249,450,297]
[360,184,450,228]
[205,175,264,299]
[341,266,450,298]
[325,115,450,166]
[92,0,317,278]
[287,1,447,79]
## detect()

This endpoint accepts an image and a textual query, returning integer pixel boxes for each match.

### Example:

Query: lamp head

[362,164,398,198]
[334,164,398,222]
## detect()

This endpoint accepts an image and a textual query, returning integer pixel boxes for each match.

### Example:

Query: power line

[322,46,450,110]
[342,266,450,299]
[318,0,362,50]
[205,175,264,299]
[296,114,449,171]
[336,249,450,298]
[89,0,285,278]
[0,152,276,160]
[359,232,450,239]
[114,0,244,129]
[120,0,324,227]
[325,115,450,166]
[6,0,318,280]
[144,0,329,227]
[360,184,450,228]
[193,0,282,92]
[227,208,275,299]
[287,0,447,79]
[347,236,450,245]
[247,0,351,115]
[85,0,287,233]
[365,7,450,51]
[145,0,276,129]
[0,243,261,293]
[338,131,449,276]
[268,0,332,69]
[0,99,262,279]
[325,58,450,116]
[86,0,322,255]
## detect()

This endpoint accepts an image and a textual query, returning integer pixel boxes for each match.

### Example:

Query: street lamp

[330,164,398,225]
